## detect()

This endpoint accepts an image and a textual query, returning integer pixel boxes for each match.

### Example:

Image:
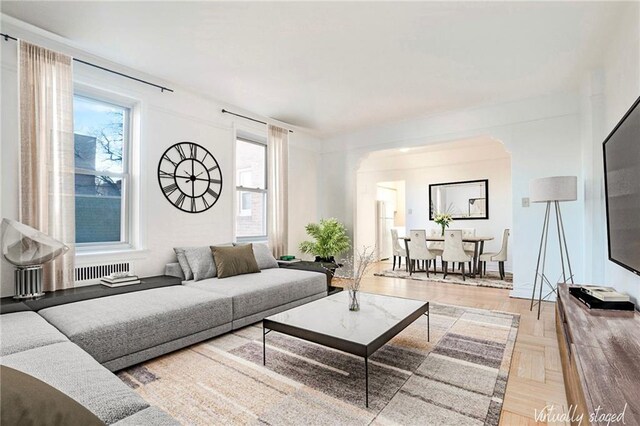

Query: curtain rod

[1,32,174,93]
[221,109,293,133]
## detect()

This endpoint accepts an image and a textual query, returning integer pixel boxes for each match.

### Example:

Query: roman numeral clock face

[158,142,222,213]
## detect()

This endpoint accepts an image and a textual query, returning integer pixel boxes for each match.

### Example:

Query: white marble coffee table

[262,291,430,407]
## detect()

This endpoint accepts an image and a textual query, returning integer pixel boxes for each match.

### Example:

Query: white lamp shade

[530,176,577,203]
[1,219,69,267]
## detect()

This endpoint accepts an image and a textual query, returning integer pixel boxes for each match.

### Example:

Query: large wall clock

[157,142,222,213]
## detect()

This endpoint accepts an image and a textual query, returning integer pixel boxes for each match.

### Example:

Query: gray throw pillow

[211,244,261,279]
[173,247,194,281]
[252,243,279,270]
[233,243,279,270]
[183,246,217,281]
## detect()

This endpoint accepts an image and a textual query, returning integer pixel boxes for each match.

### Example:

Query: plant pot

[315,256,335,264]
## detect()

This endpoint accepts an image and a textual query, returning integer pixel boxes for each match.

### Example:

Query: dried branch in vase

[336,246,376,290]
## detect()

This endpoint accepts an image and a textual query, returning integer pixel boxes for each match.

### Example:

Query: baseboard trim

[510,286,557,302]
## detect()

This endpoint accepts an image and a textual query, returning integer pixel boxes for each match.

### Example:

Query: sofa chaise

[1,311,177,425]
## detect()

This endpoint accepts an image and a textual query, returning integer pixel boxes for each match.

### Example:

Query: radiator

[75,262,133,284]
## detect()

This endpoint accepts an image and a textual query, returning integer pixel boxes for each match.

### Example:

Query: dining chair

[479,229,510,279]
[427,228,444,256]
[442,230,473,281]
[390,228,408,272]
[407,229,438,277]
[449,228,476,271]
[459,228,476,256]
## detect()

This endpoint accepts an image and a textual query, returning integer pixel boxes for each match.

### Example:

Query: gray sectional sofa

[0,247,328,424]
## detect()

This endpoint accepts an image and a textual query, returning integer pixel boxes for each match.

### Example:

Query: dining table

[402,235,494,278]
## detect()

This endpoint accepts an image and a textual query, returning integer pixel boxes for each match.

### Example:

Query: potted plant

[299,218,351,264]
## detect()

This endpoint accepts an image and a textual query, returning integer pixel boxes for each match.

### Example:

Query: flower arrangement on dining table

[433,212,453,236]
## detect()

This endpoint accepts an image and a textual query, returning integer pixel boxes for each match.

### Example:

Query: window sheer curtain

[267,125,289,258]
[19,41,75,291]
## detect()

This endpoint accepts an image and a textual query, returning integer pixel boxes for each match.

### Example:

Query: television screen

[603,96,640,276]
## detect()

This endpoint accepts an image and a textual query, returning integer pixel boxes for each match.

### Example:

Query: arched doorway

[354,136,512,277]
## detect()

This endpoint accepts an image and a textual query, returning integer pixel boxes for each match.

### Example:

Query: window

[237,169,252,216]
[235,138,267,240]
[73,95,131,247]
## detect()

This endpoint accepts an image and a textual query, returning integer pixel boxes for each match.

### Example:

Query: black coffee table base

[262,303,429,408]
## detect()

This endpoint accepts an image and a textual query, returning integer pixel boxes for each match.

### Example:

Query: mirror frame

[429,179,489,221]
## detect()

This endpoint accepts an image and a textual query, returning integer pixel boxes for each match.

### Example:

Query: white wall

[357,140,512,272]
[0,18,320,296]
[321,93,584,300]
[288,137,321,260]
[581,2,640,304]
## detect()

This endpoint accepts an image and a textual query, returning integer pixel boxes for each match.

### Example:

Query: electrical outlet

[522,197,530,208]
[408,208,413,215]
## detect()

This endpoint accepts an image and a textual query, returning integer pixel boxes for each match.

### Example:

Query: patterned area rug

[118,303,519,425]
[374,269,513,290]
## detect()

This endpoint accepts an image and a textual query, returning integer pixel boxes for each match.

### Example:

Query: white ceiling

[0,1,629,135]
[366,137,503,159]
[360,136,509,172]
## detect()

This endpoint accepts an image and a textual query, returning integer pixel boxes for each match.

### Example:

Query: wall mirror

[429,179,489,220]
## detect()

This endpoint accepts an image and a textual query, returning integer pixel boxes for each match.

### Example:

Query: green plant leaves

[299,218,351,259]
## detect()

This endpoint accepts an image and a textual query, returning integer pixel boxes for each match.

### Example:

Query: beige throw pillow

[211,244,261,279]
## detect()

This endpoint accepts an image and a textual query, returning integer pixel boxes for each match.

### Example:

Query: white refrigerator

[376,201,395,260]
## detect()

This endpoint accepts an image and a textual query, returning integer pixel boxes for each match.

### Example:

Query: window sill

[235,237,268,245]
[75,248,150,263]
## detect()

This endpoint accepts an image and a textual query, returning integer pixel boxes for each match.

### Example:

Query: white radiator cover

[74,262,134,285]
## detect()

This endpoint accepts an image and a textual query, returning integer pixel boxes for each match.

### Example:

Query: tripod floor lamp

[529,176,577,319]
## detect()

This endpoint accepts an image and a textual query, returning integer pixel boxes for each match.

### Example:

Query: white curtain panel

[19,41,75,291]
[267,125,289,258]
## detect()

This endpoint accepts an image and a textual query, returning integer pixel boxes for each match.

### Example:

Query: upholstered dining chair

[407,229,438,277]
[442,230,473,281]
[459,228,476,256]
[479,229,510,279]
[427,228,444,257]
[391,228,408,271]
[454,228,476,271]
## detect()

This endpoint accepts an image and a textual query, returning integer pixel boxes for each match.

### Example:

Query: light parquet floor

[339,262,569,425]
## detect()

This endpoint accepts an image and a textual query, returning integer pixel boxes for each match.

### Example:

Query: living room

[1,2,639,425]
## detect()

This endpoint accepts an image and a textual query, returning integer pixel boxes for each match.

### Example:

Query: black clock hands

[191,159,196,196]
[182,164,205,187]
